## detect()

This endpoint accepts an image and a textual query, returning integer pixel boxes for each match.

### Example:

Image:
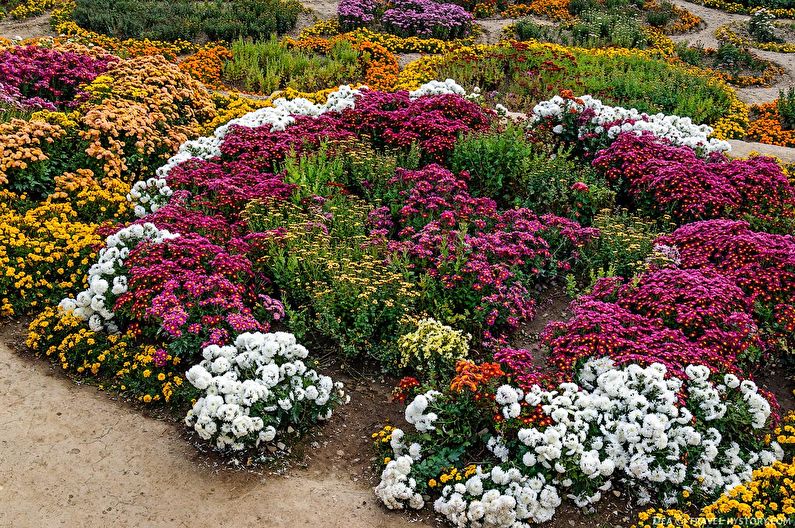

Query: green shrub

[71,0,302,43]
[778,86,795,130]
[245,191,416,363]
[514,18,558,42]
[571,10,651,49]
[748,8,781,43]
[430,43,733,125]
[222,37,362,94]
[576,209,673,287]
[449,124,535,205]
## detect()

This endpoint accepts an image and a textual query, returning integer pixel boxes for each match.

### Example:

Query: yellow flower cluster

[773,411,795,452]
[49,169,131,221]
[716,22,795,54]
[0,0,56,20]
[397,317,470,372]
[0,193,101,316]
[299,19,343,38]
[299,22,473,54]
[711,90,750,140]
[372,424,396,445]
[27,307,186,404]
[437,465,478,485]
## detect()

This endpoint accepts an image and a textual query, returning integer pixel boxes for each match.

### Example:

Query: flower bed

[0,53,216,316]
[396,41,740,130]
[338,0,474,39]
[0,44,117,115]
[716,21,795,53]
[747,101,795,148]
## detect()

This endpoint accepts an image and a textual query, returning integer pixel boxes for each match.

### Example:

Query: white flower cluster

[409,79,480,101]
[530,94,731,155]
[515,359,780,507]
[128,85,364,216]
[435,466,561,526]
[127,177,174,218]
[374,455,425,510]
[58,223,178,333]
[405,390,440,432]
[375,358,782,526]
[184,332,346,452]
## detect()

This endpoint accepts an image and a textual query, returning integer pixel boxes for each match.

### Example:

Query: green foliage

[645,0,676,28]
[570,10,651,49]
[778,86,795,130]
[245,193,417,363]
[223,37,363,94]
[450,129,614,224]
[748,9,781,43]
[281,142,345,203]
[576,209,673,287]
[431,44,733,125]
[449,124,534,205]
[71,0,302,43]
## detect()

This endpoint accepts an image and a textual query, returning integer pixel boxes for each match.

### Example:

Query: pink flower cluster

[0,45,116,111]
[114,232,281,353]
[502,219,795,391]
[338,0,473,39]
[374,164,598,346]
[381,0,473,40]
[220,91,491,168]
[592,132,795,225]
[658,220,795,350]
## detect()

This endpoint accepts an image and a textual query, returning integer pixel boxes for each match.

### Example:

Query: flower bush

[591,131,795,226]
[530,92,730,156]
[397,317,471,379]
[0,44,116,113]
[184,332,346,452]
[375,357,782,524]
[657,219,795,357]
[338,0,473,40]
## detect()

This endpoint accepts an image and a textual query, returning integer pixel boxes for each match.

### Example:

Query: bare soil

[0,13,54,40]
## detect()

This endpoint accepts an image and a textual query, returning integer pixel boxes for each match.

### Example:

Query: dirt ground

[0,323,434,528]
[0,13,54,40]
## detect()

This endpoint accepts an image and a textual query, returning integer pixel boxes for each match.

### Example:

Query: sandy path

[0,340,431,528]
[669,0,795,104]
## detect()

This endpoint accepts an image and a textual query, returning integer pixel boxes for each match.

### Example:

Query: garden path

[669,0,795,104]
[0,12,53,40]
[0,338,432,528]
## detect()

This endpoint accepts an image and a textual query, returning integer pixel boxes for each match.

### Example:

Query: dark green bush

[71,0,302,42]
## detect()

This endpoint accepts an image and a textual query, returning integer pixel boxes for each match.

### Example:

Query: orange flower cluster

[285,36,399,92]
[669,5,703,33]
[79,55,216,179]
[747,102,795,148]
[179,45,233,90]
[0,119,66,187]
[450,360,505,392]
[502,0,572,21]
